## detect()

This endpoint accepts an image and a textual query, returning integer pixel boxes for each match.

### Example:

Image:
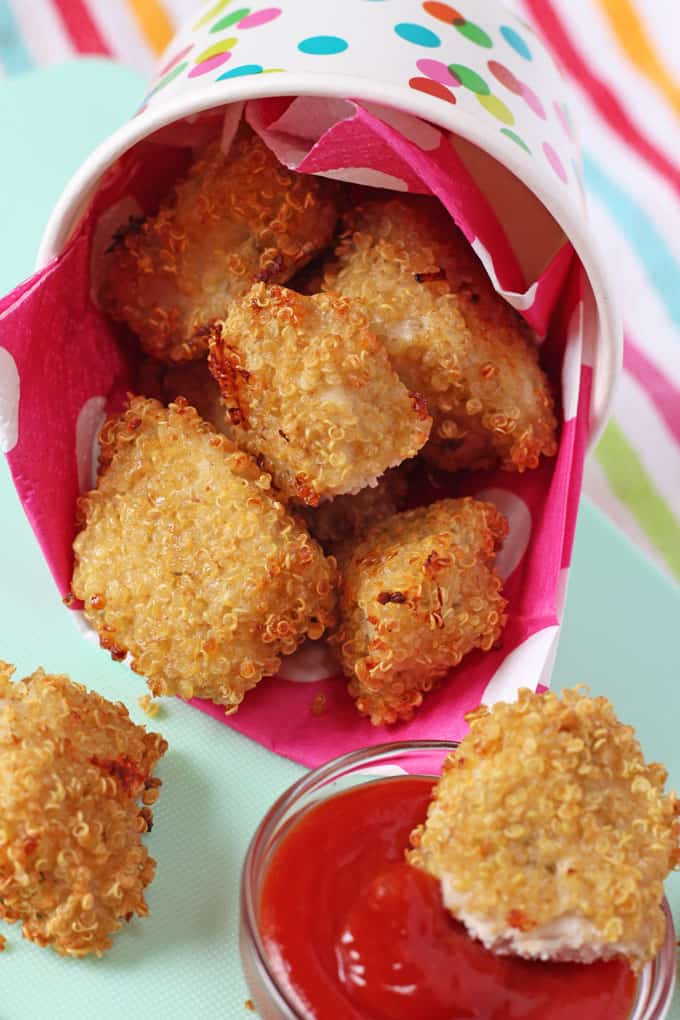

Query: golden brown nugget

[333,498,507,725]
[299,466,410,551]
[154,361,411,540]
[72,397,337,710]
[324,196,558,473]
[208,283,432,506]
[100,128,340,362]
[0,663,166,957]
[156,363,413,533]
[409,687,680,971]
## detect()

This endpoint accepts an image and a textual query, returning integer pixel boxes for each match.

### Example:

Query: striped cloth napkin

[1,0,679,585]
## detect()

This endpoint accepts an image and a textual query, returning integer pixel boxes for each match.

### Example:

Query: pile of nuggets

[70,123,559,727]
[8,127,678,972]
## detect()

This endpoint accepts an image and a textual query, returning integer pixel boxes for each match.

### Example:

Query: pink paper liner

[0,101,590,766]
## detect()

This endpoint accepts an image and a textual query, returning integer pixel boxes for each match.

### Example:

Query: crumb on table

[138,693,161,718]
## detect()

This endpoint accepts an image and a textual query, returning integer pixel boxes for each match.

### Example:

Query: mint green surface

[1,60,679,1019]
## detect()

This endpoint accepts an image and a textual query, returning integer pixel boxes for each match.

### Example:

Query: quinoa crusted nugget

[333,498,507,725]
[208,283,432,506]
[0,662,166,957]
[324,196,558,473]
[100,127,340,363]
[71,397,337,710]
[409,687,680,971]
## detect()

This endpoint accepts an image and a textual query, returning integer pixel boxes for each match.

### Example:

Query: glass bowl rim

[239,739,677,1020]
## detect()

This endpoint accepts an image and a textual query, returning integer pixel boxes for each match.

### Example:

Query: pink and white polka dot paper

[0,95,592,764]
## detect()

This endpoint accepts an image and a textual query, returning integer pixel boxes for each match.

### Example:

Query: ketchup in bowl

[258,776,636,1020]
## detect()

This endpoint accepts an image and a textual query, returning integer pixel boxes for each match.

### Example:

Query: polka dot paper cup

[0,0,621,764]
[40,0,619,437]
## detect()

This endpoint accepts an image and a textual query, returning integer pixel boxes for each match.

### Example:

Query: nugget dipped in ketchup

[257,687,679,1020]
[409,687,680,972]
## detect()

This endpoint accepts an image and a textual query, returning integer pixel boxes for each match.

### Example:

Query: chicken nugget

[0,662,166,957]
[332,498,507,725]
[100,127,340,363]
[409,687,680,971]
[299,466,411,551]
[156,364,414,531]
[324,196,558,473]
[208,283,432,506]
[72,397,337,710]
[154,363,412,536]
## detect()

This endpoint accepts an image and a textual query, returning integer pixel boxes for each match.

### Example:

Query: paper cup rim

[37,71,621,446]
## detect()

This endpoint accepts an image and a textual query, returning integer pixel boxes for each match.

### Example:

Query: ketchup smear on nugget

[259,776,636,1020]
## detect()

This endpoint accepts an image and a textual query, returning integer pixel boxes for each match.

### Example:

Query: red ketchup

[259,776,636,1020]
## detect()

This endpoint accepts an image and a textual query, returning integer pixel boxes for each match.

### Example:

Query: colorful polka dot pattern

[416,58,460,87]
[142,0,578,194]
[500,24,532,61]
[428,2,495,50]
[501,128,531,154]
[210,9,250,32]
[193,0,233,31]
[543,141,567,184]
[554,100,574,141]
[149,5,284,92]
[422,2,463,24]
[140,57,192,106]
[477,92,514,125]
[409,76,457,103]
[422,2,491,48]
[488,60,546,119]
[449,63,488,94]
[413,5,567,182]
[239,8,281,29]
[158,44,193,77]
[216,63,263,79]
[298,35,348,55]
[394,23,441,48]
[188,38,237,77]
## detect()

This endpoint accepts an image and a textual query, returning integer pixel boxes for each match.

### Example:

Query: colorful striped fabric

[516,0,680,583]
[1,0,679,584]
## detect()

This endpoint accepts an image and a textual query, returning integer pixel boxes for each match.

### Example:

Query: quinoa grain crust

[324,196,558,473]
[333,497,507,725]
[72,397,337,710]
[409,686,680,970]
[0,663,166,957]
[100,128,340,363]
[208,283,432,506]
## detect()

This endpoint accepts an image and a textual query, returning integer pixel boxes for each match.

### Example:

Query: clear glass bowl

[239,741,677,1020]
